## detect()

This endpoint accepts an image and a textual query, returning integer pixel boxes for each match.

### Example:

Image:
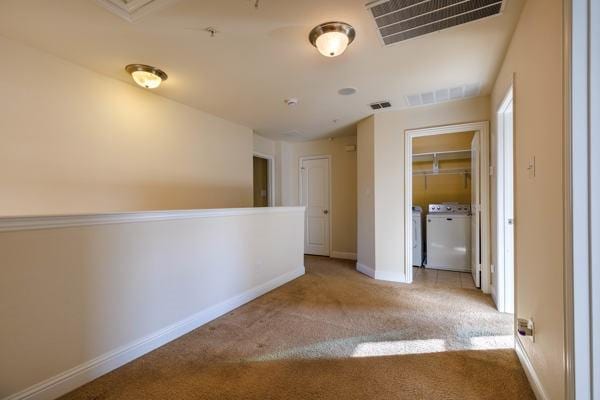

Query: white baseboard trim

[5,266,305,400]
[374,269,406,283]
[356,263,375,278]
[331,251,357,260]
[356,263,406,283]
[515,336,548,400]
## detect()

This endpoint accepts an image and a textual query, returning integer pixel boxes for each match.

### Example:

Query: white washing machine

[412,206,423,266]
[426,203,471,272]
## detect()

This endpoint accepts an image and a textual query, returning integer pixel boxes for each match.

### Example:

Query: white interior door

[471,133,481,287]
[300,157,330,256]
[502,97,515,313]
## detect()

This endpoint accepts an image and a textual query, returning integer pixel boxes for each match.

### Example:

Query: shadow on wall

[0,183,253,216]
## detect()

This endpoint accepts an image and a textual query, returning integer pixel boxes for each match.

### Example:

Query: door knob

[323,210,329,215]
[507,218,514,225]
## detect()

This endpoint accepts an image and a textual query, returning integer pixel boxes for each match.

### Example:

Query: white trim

[4,266,305,400]
[404,121,491,293]
[331,251,357,260]
[373,269,405,283]
[356,263,404,282]
[299,155,333,257]
[515,336,549,400]
[253,152,276,207]
[495,84,515,314]
[568,0,598,398]
[0,207,305,233]
[356,263,375,278]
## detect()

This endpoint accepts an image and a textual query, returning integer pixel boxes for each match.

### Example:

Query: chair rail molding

[0,207,305,233]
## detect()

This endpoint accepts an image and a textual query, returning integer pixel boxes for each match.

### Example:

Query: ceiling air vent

[95,0,180,22]
[405,83,481,107]
[366,0,505,46]
[370,101,392,110]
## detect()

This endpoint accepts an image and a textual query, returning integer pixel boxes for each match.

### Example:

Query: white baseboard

[356,263,406,283]
[5,266,305,400]
[515,336,548,400]
[331,251,357,260]
[356,263,375,278]
[374,269,406,283]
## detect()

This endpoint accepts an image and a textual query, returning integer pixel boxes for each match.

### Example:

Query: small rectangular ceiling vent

[95,0,179,22]
[366,0,505,45]
[370,101,392,110]
[405,83,480,107]
[281,131,306,141]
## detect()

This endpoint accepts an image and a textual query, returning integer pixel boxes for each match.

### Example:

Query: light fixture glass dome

[125,64,168,89]
[315,31,350,58]
[309,22,356,58]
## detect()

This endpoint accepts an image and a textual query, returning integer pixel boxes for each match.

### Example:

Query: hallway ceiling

[0,0,524,141]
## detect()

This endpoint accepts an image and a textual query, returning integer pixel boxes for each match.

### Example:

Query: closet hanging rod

[413,168,471,176]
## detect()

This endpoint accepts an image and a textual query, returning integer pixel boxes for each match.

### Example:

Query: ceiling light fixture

[309,21,355,58]
[125,64,168,89]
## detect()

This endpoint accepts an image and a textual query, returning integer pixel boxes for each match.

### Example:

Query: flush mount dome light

[125,64,168,89]
[309,21,355,58]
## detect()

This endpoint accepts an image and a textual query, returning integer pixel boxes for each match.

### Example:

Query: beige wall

[412,160,472,212]
[412,132,474,211]
[0,208,305,398]
[358,97,490,279]
[281,136,358,256]
[490,0,565,397]
[357,117,376,269]
[0,36,254,217]
[253,133,358,256]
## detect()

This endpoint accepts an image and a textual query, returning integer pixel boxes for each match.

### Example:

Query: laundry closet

[411,131,478,286]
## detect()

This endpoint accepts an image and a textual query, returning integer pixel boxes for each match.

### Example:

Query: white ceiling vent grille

[95,0,180,22]
[366,0,505,45]
[281,131,306,141]
[405,83,480,107]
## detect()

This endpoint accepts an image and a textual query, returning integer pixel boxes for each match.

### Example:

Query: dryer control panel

[428,203,471,214]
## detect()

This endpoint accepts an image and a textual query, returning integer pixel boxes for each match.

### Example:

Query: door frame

[565,0,598,397]
[253,152,275,207]
[298,155,332,257]
[404,121,491,293]
[495,85,515,313]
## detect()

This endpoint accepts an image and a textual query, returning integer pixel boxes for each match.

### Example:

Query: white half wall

[0,207,305,400]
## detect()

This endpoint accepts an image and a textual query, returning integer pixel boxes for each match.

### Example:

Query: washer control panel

[428,204,471,214]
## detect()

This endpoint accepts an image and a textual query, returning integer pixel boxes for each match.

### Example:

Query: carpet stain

[59,256,534,400]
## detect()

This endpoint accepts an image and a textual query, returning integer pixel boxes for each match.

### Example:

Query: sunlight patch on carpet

[468,335,514,350]
[351,339,447,357]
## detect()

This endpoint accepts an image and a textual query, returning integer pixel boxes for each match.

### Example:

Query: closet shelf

[412,149,471,163]
[413,168,471,176]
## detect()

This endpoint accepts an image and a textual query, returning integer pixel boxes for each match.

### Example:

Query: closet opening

[404,122,491,295]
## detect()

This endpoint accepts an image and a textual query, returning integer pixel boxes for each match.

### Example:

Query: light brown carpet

[60,256,534,400]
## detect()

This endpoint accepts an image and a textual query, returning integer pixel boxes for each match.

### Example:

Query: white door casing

[502,91,515,314]
[471,133,482,287]
[300,157,331,256]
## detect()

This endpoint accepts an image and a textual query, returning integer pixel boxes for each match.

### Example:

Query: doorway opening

[253,153,274,207]
[299,155,331,256]
[404,122,491,294]
[495,86,515,314]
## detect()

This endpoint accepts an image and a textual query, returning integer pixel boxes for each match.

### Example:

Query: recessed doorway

[404,122,491,294]
[253,153,274,207]
[299,156,331,256]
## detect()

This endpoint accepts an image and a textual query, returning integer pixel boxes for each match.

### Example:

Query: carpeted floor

[60,256,534,400]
